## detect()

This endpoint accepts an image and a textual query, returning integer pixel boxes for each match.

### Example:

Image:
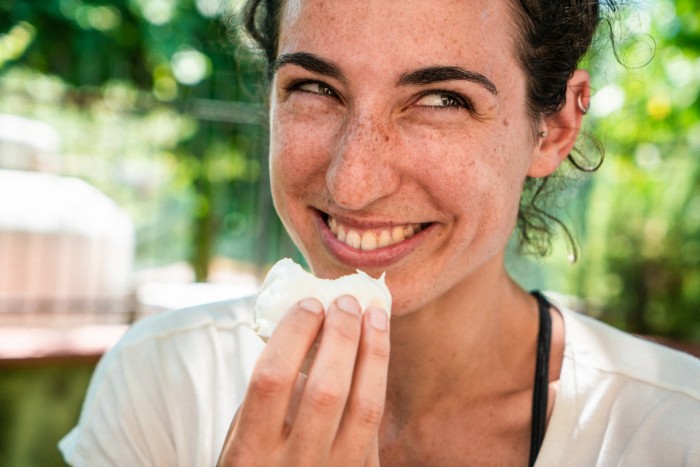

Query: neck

[385,259,539,415]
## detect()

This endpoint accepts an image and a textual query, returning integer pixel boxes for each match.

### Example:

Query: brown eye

[415,91,472,110]
[297,82,336,97]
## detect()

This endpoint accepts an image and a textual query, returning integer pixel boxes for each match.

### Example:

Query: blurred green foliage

[0,0,298,281]
[0,363,95,467]
[538,0,700,340]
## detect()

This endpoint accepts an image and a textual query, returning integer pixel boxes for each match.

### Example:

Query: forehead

[278,0,518,78]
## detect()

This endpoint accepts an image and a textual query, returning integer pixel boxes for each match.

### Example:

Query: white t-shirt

[60,295,700,466]
[537,304,700,466]
[60,297,265,467]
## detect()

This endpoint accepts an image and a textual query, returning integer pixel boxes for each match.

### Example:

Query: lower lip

[315,213,432,270]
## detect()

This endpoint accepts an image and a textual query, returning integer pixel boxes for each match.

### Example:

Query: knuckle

[351,398,385,427]
[249,366,293,397]
[221,441,254,465]
[325,318,361,344]
[305,381,345,413]
[283,306,323,333]
[365,337,391,360]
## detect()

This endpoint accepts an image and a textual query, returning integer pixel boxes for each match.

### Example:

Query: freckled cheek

[269,136,316,248]
[270,115,344,231]
[427,142,522,229]
[468,163,526,239]
[444,168,499,220]
[446,176,520,256]
[271,116,336,183]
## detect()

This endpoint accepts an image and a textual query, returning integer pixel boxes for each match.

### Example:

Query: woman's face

[270,0,541,315]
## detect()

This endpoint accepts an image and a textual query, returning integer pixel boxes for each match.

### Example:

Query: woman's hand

[218,295,390,466]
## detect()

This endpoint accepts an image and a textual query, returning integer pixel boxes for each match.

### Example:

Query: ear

[528,69,590,178]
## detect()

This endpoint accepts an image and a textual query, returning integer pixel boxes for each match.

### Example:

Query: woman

[61,0,700,465]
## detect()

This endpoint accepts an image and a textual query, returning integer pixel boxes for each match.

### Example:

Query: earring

[577,94,589,114]
[539,130,547,138]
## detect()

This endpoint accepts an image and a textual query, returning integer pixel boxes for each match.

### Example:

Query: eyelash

[285,80,338,98]
[416,90,475,113]
[284,80,476,114]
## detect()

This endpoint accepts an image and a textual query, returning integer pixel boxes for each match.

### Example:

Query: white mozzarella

[254,258,392,339]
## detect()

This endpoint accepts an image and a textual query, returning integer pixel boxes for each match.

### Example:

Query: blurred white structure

[0,114,135,320]
[0,169,134,316]
[137,280,259,316]
[0,114,61,172]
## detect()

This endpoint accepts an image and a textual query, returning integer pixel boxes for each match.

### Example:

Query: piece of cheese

[254,258,392,339]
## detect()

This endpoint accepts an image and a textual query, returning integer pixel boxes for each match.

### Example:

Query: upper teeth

[327,216,423,251]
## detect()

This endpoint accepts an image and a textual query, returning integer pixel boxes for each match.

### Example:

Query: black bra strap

[528,291,552,467]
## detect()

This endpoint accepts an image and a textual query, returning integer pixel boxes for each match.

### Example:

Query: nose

[325,116,400,211]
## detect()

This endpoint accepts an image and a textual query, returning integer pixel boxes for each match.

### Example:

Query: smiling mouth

[324,214,428,251]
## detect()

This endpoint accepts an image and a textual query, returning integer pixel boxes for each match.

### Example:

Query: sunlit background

[0,0,698,465]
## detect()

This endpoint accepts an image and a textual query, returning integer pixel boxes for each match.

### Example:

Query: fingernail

[298,298,323,314]
[368,307,388,331]
[336,295,360,315]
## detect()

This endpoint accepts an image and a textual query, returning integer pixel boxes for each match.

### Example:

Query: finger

[284,373,307,429]
[288,295,363,463]
[234,299,325,449]
[300,334,321,376]
[331,307,390,465]
[362,436,381,467]
[217,406,241,466]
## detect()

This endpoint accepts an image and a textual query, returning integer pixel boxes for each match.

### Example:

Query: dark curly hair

[508,1,619,258]
[240,0,620,258]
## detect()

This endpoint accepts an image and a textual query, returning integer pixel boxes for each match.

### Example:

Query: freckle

[503,119,509,127]
[384,135,389,142]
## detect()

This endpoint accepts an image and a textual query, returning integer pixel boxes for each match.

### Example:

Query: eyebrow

[274,52,498,95]
[274,52,344,82]
[397,66,498,95]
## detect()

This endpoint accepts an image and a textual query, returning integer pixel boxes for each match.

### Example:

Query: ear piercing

[540,94,587,139]
[577,94,589,114]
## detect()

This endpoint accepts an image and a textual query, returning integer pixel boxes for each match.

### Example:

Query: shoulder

[557,301,700,402]
[60,296,265,466]
[92,295,265,385]
[538,297,700,466]
[116,295,258,348]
